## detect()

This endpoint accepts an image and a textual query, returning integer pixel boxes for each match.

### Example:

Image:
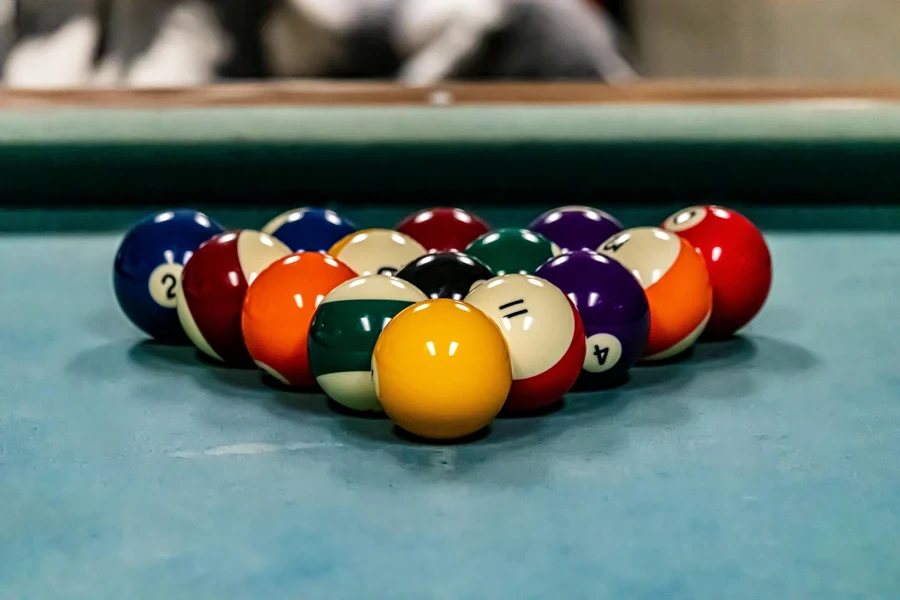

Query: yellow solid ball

[372,299,512,440]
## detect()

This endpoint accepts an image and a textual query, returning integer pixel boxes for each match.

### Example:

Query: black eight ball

[396,252,495,301]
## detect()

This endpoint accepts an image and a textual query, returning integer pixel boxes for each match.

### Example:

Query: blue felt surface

[1,230,899,599]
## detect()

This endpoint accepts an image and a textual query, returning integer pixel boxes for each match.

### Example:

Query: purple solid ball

[536,250,649,384]
[529,206,624,253]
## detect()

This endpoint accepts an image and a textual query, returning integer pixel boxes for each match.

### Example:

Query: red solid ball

[396,207,491,252]
[661,206,772,338]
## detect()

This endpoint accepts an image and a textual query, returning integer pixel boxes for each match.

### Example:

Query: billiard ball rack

[113,203,771,442]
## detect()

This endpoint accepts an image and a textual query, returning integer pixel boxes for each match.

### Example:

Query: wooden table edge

[1,80,900,109]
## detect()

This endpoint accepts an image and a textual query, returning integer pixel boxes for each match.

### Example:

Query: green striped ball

[308,275,427,411]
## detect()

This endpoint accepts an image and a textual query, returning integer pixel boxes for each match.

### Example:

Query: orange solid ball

[242,252,356,386]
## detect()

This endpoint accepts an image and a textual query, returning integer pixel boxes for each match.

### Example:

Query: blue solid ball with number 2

[113,209,225,343]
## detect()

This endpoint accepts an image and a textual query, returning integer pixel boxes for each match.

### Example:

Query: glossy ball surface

[397,207,491,252]
[308,275,427,411]
[536,250,649,383]
[464,228,559,276]
[242,252,356,386]
[464,274,585,411]
[113,209,224,343]
[328,229,426,276]
[395,251,494,300]
[373,299,512,440]
[661,205,772,338]
[598,227,712,361]
[529,205,623,253]
[176,230,291,364]
[262,207,356,252]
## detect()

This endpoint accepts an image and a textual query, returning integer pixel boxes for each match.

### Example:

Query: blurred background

[1,0,897,90]
[629,0,900,80]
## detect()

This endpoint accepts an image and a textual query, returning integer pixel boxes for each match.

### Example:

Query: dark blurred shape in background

[0,0,635,88]
[3,0,897,89]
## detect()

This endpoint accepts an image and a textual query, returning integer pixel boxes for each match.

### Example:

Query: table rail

[1,80,900,108]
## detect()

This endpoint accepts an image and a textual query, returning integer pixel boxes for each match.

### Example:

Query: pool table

[2,81,899,600]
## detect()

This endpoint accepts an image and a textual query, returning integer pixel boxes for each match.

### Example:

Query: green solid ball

[464,228,560,276]
[308,275,427,412]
